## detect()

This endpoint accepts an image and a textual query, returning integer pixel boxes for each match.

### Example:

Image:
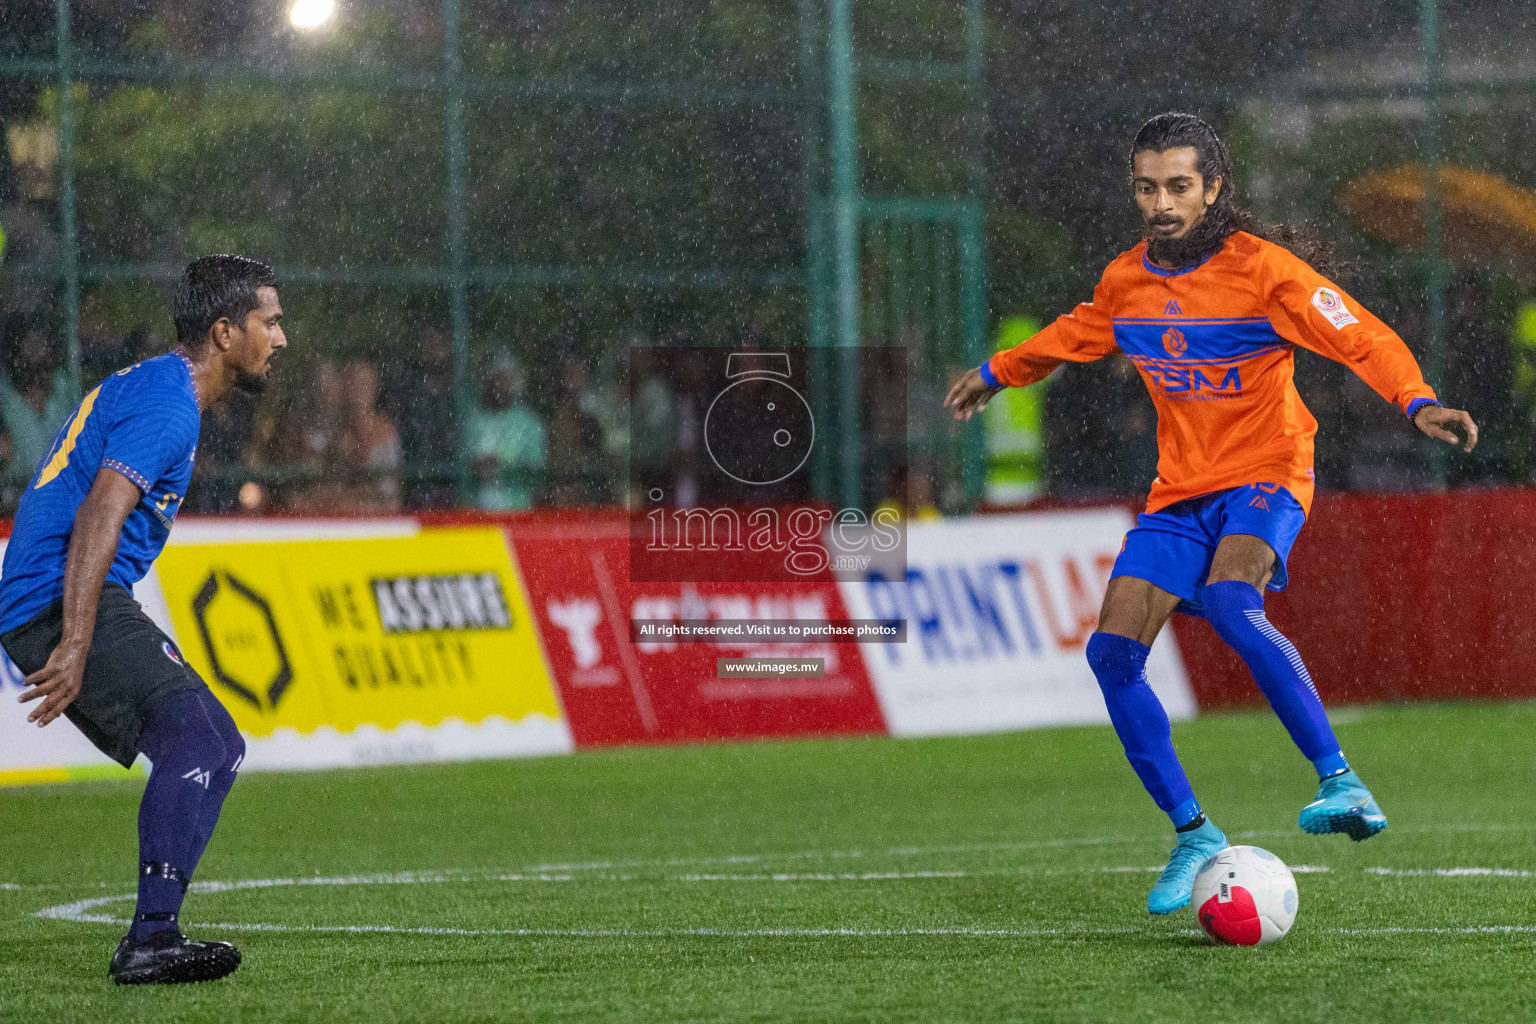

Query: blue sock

[185,689,245,871]
[1201,581,1348,780]
[1085,631,1202,828]
[131,689,239,940]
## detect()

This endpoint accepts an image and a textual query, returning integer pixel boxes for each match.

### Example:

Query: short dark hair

[174,255,276,349]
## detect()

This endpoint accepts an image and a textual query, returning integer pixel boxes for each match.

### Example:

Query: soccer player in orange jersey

[945,112,1478,915]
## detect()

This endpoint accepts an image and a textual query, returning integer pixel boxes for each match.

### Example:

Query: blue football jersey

[0,352,201,634]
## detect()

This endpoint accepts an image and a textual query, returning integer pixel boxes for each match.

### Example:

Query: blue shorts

[1110,483,1307,618]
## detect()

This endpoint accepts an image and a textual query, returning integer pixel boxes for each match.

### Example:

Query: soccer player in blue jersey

[0,255,286,984]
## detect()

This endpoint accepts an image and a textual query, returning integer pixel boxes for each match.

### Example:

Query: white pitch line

[34,894,1536,942]
[33,875,1536,941]
[1093,865,1332,875]
[1366,867,1536,879]
[1334,925,1536,935]
[518,836,1136,875]
[514,821,1535,877]
[6,818,1532,894]
[89,919,1167,939]
[23,865,1219,914]
[189,870,573,892]
[678,871,971,882]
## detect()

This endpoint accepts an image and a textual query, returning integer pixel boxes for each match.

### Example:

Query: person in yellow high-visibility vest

[984,315,1047,503]
[1513,300,1536,478]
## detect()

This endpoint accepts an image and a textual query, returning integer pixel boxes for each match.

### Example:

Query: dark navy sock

[131,689,232,940]
[185,688,245,873]
[1085,631,1202,828]
[1201,581,1348,780]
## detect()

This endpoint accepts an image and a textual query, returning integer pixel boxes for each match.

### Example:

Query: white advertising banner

[0,539,158,783]
[840,509,1196,737]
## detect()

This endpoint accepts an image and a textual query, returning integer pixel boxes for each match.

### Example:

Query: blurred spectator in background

[583,331,632,461]
[544,353,608,505]
[663,335,711,506]
[184,397,256,514]
[628,345,676,496]
[385,318,460,510]
[78,297,156,387]
[470,349,545,511]
[1442,271,1514,487]
[875,463,941,522]
[0,312,74,488]
[0,138,60,326]
[264,358,344,511]
[329,358,402,513]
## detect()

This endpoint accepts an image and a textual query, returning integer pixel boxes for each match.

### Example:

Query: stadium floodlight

[289,0,336,30]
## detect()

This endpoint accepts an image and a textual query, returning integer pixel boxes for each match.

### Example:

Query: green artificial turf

[1,701,1533,1023]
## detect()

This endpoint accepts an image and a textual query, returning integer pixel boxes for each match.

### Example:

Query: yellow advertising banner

[155,528,563,737]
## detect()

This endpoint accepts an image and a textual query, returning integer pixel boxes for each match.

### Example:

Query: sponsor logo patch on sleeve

[1311,286,1359,329]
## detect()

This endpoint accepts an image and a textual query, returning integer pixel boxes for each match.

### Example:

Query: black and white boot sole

[112,943,242,985]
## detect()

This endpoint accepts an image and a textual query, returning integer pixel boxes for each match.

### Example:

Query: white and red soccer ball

[1192,845,1298,945]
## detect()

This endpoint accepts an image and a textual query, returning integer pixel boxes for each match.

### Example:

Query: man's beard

[233,366,271,395]
[1145,205,1232,270]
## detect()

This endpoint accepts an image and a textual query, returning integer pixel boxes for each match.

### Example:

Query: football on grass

[1192,845,1298,945]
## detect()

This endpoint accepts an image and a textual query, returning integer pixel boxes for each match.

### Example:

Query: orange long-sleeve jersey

[984,232,1438,515]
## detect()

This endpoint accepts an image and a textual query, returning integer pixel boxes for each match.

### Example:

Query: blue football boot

[1298,769,1388,841]
[1147,819,1228,915]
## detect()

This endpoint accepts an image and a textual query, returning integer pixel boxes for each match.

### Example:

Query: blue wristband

[1405,397,1440,421]
[977,359,1001,389]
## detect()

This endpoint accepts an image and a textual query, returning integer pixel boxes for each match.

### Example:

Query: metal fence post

[444,0,473,501]
[959,0,988,510]
[1420,0,1447,487]
[53,0,81,395]
[798,0,835,502]
[828,0,861,512]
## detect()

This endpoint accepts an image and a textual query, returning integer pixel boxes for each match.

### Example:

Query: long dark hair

[1130,113,1343,278]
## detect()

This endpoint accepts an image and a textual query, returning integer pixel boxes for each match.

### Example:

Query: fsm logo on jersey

[1143,363,1243,396]
[839,510,1196,738]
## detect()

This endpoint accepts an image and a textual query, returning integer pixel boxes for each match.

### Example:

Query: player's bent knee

[1085,631,1149,691]
[189,728,229,776]
[192,688,244,771]
[140,691,220,764]
[1200,581,1264,647]
[151,729,226,780]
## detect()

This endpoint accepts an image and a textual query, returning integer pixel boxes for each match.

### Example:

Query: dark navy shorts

[1110,482,1307,618]
[0,583,206,767]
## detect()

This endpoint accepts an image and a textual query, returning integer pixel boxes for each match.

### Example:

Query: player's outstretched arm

[19,468,141,726]
[1413,404,1479,453]
[947,272,1120,421]
[944,368,1003,421]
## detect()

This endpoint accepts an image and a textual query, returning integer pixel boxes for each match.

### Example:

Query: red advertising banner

[1170,488,1536,708]
[506,516,887,747]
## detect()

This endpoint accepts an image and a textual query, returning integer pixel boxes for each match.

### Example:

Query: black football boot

[109,925,242,985]
[109,862,241,985]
